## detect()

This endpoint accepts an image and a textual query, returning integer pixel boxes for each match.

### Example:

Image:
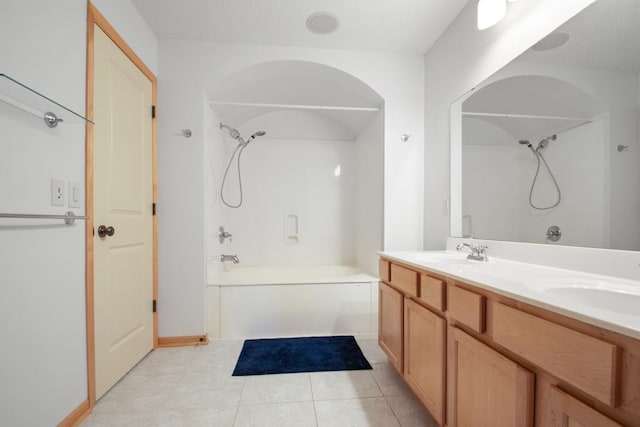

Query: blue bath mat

[232,335,372,376]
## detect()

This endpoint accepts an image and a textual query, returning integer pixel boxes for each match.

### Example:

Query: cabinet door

[450,327,534,427]
[404,299,446,426]
[379,282,403,372]
[548,386,622,427]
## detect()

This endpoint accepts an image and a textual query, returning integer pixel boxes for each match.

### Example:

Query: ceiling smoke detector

[530,32,570,51]
[306,12,340,35]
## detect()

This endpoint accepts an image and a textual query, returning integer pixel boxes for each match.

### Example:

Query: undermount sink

[407,252,473,264]
[524,279,640,317]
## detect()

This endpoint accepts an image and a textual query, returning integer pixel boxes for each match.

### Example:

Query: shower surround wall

[219,136,358,266]
[159,41,424,337]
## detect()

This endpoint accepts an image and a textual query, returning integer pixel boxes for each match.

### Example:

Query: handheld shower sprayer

[244,130,267,146]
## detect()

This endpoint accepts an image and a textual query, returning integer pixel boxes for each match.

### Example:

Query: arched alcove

[208,60,384,140]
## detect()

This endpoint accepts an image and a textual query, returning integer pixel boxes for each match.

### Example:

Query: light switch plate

[51,178,65,207]
[69,182,81,208]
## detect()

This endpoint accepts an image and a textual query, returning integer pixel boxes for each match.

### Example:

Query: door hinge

[151,105,156,119]
[152,299,157,313]
[152,202,156,216]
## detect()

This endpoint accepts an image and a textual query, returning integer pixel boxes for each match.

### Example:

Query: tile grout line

[232,362,249,426]
[154,345,199,411]
[307,374,320,427]
[369,362,404,426]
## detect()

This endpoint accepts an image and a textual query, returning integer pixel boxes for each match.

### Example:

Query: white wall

[424,0,596,249]
[205,110,227,283]
[0,2,156,425]
[91,0,158,74]
[356,112,384,275]
[159,41,424,336]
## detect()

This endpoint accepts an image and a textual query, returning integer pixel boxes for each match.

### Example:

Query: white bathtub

[206,265,379,339]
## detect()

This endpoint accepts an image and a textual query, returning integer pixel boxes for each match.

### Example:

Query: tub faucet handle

[219,226,232,243]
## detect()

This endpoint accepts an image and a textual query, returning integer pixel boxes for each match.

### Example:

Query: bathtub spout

[221,254,240,264]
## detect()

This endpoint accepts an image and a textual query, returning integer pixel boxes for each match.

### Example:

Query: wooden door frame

[85,2,158,407]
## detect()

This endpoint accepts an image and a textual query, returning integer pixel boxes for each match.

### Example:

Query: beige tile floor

[81,338,438,427]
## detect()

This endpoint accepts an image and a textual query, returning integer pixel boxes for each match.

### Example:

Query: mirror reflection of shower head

[535,134,557,154]
[519,139,536,155]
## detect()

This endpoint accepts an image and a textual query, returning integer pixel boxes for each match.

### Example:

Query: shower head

[518,140,531,146]
[220,122,241,140]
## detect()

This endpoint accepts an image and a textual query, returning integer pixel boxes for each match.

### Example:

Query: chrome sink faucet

[456,242,489,261]
[220,254,240,264]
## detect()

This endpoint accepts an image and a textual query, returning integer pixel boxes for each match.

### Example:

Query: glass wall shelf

[0,73,93,127]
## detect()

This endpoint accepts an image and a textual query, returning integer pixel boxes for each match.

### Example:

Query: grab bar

[0,211,88,225]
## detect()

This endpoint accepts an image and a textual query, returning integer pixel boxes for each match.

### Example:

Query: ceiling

[516,0,640,72]
[131,0,469,54]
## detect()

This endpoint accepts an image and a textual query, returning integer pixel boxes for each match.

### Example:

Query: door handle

[97,225,115,238]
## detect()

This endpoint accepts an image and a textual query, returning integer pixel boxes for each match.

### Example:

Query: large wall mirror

[450,0,640,251]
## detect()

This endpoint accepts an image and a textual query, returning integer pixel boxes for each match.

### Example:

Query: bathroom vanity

[378,252,640,427]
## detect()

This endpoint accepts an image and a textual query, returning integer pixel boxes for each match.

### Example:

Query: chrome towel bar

[0,211,88,225]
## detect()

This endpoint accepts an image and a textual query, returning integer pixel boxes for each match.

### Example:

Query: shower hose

[528,151,561,210]
[221,143,246,208]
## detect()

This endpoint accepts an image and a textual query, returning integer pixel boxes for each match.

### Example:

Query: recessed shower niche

[205,60,384,276]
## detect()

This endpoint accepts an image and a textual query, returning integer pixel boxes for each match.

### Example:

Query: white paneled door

[93,26,154,399]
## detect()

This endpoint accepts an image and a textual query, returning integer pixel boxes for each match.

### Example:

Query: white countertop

[380,251,640,340]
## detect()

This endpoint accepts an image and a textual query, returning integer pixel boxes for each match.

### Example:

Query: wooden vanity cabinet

[378,257,639,427]
[404,298,446,425]
[378,281,404,372]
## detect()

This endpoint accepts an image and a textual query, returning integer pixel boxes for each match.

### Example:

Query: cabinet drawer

[379,259,390,282]
[449,284,485,333]
[419,274,445,312]
[390,264,418,297]
[492,303,619,406]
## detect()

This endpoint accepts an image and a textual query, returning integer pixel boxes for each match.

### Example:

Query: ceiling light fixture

[306,12,340,35]
[477,0,507,30]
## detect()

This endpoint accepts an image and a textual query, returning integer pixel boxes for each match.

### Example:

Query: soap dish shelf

[0,73,93,127]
